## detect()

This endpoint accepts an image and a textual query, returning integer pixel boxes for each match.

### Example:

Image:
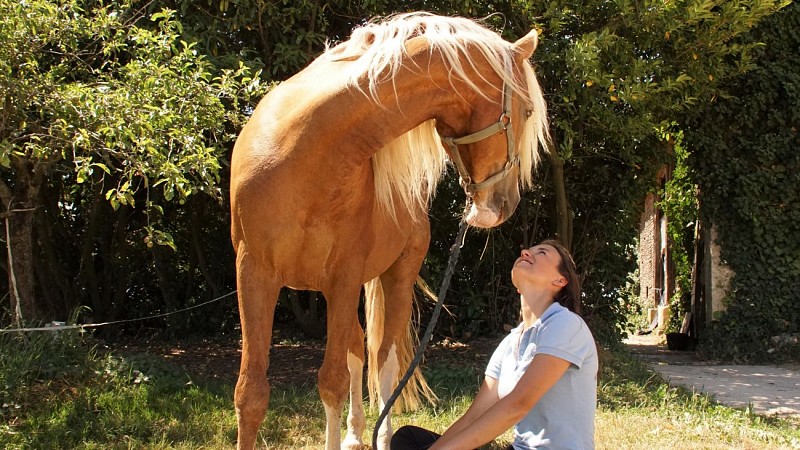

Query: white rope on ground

[0,290,238,333]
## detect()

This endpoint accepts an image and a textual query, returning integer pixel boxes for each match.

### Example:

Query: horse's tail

[364,277,437,412]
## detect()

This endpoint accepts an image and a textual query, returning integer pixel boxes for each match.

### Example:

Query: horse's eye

[526,110,533,118]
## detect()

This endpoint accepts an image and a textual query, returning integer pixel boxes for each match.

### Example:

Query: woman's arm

[430,354,571,450]
[435,376,500,441]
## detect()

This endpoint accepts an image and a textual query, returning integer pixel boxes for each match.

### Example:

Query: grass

[1,331,799,449]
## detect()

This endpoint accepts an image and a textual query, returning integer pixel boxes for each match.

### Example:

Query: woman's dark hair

[539,239,582,314]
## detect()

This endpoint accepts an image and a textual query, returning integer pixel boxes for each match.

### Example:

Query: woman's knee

[390,425,440,450]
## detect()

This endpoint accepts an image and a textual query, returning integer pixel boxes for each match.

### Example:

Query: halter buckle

[498,112,511,130]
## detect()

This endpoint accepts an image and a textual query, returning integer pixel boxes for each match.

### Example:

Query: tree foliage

[685,2,800,362]
[658,130,699,333]
[0,0,794,362]
[420,0,787,344]
[0,0,265,324]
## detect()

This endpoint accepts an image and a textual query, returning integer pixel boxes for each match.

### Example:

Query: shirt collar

[513,302,564,334]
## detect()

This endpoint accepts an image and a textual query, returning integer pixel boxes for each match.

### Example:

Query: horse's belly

[232,150,415,290]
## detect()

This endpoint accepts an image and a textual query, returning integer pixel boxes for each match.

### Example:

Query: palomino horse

[230,12,548,450]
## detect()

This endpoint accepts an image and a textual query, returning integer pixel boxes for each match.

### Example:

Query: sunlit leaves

[0,0,267,249]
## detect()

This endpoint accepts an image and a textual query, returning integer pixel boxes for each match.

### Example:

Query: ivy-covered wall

[686,3,800,362]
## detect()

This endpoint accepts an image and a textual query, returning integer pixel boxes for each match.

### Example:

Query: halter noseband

[441,84,517,197]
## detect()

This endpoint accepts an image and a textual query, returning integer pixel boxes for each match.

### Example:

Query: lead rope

[371,218,470,449]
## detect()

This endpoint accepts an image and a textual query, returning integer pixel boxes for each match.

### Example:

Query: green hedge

[686,3,800,362]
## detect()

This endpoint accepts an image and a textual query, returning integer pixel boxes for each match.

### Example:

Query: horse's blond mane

[325,12,549,220]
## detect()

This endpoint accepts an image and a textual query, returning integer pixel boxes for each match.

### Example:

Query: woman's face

[511,244,566,291]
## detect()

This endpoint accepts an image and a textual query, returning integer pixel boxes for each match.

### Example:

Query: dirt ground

[624,333,800,419]
[114,328,499,388]
[115,327,799,420]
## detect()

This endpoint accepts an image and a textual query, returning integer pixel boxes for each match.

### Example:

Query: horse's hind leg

[342,321,366,450]
[234,248,280,450]
[368,222,431,450]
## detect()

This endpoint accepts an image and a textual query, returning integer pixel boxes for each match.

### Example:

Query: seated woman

[392,239,598,450]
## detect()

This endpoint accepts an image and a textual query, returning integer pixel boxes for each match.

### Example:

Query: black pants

[390,425,515,450]
[390,425,441,450]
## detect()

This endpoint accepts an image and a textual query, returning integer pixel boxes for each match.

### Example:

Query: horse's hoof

[341,435,364,450]
[373,433,391,450]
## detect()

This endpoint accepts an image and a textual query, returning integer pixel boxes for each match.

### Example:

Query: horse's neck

[304,45,467,164]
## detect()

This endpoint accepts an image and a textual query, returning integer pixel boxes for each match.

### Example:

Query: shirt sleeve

[532,313,594,369]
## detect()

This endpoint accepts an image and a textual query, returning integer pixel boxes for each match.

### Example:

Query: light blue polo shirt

[486,302,597,450]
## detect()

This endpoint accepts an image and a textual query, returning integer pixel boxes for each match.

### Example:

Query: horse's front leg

[234,248,280,450]
[319,282,363,450]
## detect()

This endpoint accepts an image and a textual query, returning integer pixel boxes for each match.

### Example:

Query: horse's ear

[512,29,539,61]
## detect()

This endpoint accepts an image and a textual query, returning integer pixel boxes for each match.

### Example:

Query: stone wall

[638,192,659,311]
[638,167,676,334]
